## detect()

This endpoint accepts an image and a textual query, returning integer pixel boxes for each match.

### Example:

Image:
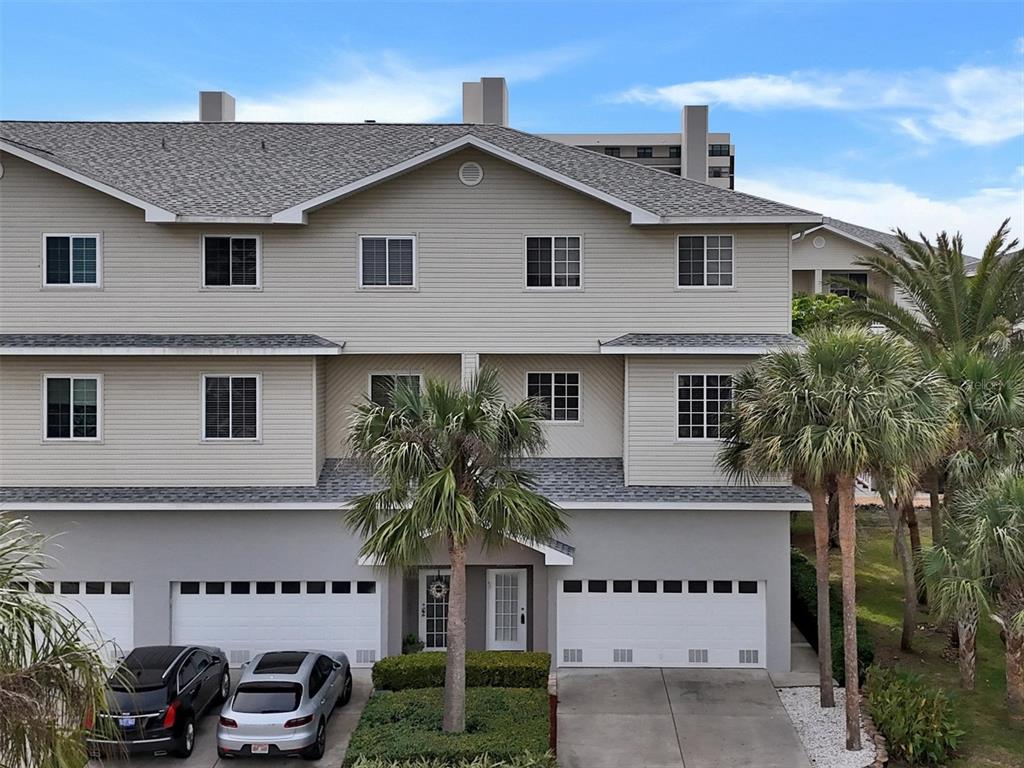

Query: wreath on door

[428,578,449,600]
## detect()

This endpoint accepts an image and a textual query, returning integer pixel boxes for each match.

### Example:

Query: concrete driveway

[557,668,810,768]
[88,669,371,768]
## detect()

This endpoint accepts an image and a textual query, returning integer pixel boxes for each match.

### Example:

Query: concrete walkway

[770,623,832,688]
[557,668,811,768]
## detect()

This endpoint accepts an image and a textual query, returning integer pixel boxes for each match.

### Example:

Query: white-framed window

[42,374,102,441]
[359,236,416,288]
[677,373,732,439]
[827,271,868,299]
[525,236,582,289]
[202,235,261,288]
[527,372,581,422]
[202,374,260,440]
[368,373,422,408]
[43,234,101,286]
[677,235,734,288]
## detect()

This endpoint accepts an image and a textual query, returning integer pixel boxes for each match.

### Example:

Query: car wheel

[337,670,353,707]
[172,717,195,758]
[303,719,326,761]
[215,668,231,704]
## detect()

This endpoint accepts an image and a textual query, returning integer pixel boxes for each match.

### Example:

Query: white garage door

[557,578,766,668]
[32,580,134,663]
[171,580,381,668]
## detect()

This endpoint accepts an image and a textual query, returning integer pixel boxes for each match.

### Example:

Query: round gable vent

[458,161,484,186]
[812,235,826,249]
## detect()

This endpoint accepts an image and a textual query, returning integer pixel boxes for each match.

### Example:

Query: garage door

[557,578,765,668]
[170,580,381,668]
[30,580,134,663]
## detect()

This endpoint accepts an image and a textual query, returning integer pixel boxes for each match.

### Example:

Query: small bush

[351,753,555,768]
[865,666,963,765]
[372,651,550,691]
[790,548,875,685]
[344,687,550,766]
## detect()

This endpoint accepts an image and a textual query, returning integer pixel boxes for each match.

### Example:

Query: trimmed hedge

[865,666,963,764]
[372,651,550,691]
[344,687,549,766]
[790,548,875,685]
[352,754,555,768]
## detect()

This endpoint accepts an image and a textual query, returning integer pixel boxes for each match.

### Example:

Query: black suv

[87,645,231,758]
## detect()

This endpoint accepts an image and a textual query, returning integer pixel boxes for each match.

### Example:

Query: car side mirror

[333,661,342,670]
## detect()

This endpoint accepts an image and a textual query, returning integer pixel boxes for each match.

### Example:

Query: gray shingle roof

[821,217,979,270]
[0,121,819,221]
[0,458,808,508]
[0,333,341,350]
[601,333,804,350]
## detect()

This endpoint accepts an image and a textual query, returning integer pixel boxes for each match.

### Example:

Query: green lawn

[792,508,1024,768]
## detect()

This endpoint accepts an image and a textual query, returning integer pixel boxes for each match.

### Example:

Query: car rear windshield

[232,682,303,714]
[106,686,167,713]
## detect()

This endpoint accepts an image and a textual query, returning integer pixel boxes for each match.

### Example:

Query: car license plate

[251,744,270,754]
[118,717,136,728]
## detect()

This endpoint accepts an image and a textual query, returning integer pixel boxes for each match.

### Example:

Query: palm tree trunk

[1007,626,1024,721]
[810,486,835,708]
[928,469,942,547]
[827,488,840,550]
[443,537,467,733]
[879,488,917,651]
[957,608,978,691]
[837,474,862,751]
[900,495,926,606]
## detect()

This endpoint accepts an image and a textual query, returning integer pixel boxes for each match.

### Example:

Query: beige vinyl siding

[625,354,787,486]
[322,354,461,458]
[0,150,792,353]
[0,356,315,486]
[315,356,327,476]
[482,354,622,457]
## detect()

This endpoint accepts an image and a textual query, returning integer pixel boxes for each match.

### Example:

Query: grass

[792,508,1024,767]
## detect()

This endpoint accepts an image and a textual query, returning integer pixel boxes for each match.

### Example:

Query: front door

[487,568,528,651]
[419,570,451,651]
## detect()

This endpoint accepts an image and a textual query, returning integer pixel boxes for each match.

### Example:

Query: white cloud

[738,169,1023,254]
[615,61,1024,146]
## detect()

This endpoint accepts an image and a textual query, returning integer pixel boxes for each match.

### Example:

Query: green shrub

[344,687,550,766]
[791,293,858,335]
[351,753,555,768]
[790,548,875,685]
[865,666,963,765]
[372,651,550,691]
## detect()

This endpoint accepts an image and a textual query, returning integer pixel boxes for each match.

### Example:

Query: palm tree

[0,515,112,768]
[923,469,1024,716]
[346,367,568,733]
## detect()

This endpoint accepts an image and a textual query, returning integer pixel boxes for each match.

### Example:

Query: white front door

[487,568,527,651]
[419,570,451,651]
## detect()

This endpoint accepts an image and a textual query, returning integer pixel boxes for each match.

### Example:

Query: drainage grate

[613,648,634,663]
[563,648,583,663]
[688,648,709,664]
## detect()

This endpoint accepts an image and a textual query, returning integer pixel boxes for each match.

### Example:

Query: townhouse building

[0,100,818,673]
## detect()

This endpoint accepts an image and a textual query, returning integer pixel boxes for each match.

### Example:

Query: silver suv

[216,650,352,760]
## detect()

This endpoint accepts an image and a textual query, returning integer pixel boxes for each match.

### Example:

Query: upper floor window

[526,236,581,289]
[360,236,415,288]
[44,374,101,440]
[708,144,731,156]
[636,146,653,158]
[369,373,421,408]
[827,272,868,300]
[603,147,621,157]
[203,235,260,288]
[678,235,734,288]
[708,166,731,179]
[678,374,732,439]
[668,145,681,158]
[528,372,580,422]
[203,374,259,440]
[44,234,100,286]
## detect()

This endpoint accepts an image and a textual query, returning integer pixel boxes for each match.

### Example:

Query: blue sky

[2,1,1022,250]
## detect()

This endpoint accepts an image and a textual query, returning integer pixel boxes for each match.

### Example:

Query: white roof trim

[0,345,342,357]
[270,135,663,225]
[600,345,786,355]
[1,140,177,223]
[796,223,884,252]
[356,534,573,567]
[658,215,821,225]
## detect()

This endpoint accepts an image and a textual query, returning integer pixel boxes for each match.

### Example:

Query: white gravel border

[777,687,875,768]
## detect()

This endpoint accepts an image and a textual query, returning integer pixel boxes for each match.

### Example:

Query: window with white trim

[203,235,259,287]
[678,235,733,287]
[677,373,732,438]
[44,235,99,286]
[44,375,100,440]
[203,374,259,440]
[527,372,580,421]
[526,236,581,288]
[369,374,421,408]
[360,236,415,287]
[827,271,868,299]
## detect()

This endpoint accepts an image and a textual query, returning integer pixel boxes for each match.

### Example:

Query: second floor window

[678,374,732,439]
[203,374,259,440]
[636,146,653,158]
[709,144,731,156]
[526,236,581,288]
[203,235,260,288]
[678,235,734,288]
[528,372,580,422]
[360,236,415,287]
[369,373,421,407]
[44,235,99,286]
[44,375,100,440]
